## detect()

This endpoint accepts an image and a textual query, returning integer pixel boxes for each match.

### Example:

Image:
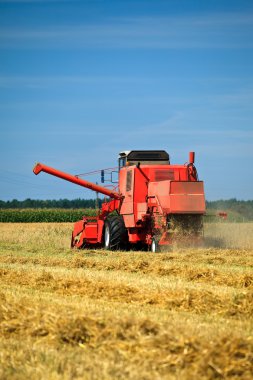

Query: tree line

[0,198,104,209]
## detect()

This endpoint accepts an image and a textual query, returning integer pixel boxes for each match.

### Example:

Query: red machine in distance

[33,150,205,252]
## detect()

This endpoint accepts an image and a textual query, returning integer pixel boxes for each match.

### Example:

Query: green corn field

[0,209,97,223]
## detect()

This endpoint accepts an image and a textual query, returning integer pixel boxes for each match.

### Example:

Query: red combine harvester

[33,150,205,252]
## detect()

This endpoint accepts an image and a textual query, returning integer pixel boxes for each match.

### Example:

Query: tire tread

[104,215,128,250]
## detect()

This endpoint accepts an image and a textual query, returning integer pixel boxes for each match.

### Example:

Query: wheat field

[0,222,253,379]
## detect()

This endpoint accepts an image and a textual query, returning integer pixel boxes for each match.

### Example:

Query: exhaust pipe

[189,151,195,164]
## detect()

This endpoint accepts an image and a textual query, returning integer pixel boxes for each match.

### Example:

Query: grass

[0,222,253,379]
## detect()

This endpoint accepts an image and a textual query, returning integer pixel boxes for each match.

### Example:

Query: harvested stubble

[1,249,253,288]
[0,223,253,379]
[1,291,253,380]
[1,266,253,318]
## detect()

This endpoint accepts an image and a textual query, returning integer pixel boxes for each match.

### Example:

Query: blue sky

[0,0,252,201]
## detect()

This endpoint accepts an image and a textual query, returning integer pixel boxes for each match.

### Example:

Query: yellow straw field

[0,222,253,379]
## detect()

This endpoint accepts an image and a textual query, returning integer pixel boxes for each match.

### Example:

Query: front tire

[104,215,128,250]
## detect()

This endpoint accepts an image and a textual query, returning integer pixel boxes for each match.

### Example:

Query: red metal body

[217,211,228,220]
[33,151,205,251]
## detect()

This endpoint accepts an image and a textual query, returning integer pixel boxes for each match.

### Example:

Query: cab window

[119,157,126,170]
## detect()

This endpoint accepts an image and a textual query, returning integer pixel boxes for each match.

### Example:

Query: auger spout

[33,163,122,200]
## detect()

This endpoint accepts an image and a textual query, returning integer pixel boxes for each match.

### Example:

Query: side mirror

[101,170,105,183]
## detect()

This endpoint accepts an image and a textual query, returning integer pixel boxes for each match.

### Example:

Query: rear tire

[104,215,128,250]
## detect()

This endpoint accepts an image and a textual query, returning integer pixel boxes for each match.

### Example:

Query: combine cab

[33,150,205,251]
